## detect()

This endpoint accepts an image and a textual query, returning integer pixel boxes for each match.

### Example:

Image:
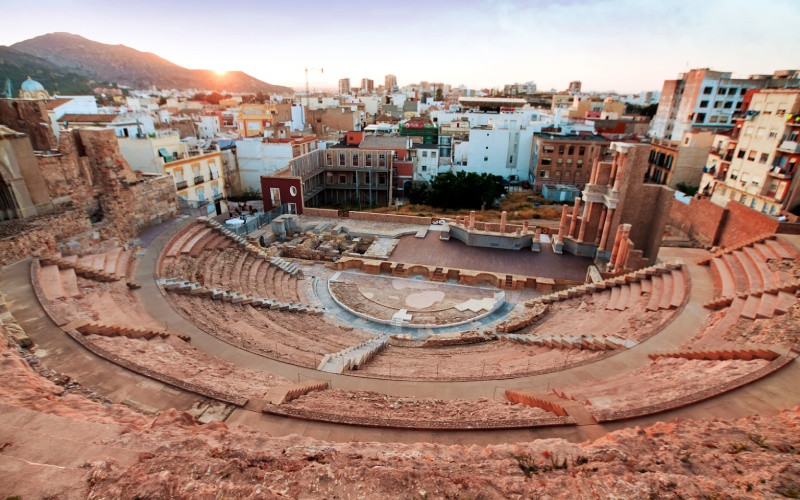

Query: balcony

[194,175,205,184]
[175,180,188,190]
[777,140,800,154]
[213,192,224,201]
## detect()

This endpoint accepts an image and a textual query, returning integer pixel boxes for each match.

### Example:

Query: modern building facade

[648,68,800,142]
[338,78,351,95]
[530,132,611,190]
[646,130,714,189]
[709,89,800,215]
[384,75,397,92]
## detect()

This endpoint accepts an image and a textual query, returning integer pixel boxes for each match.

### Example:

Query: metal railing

[194,175,205,184]
[223,203,297,237]
[175,180,188,190]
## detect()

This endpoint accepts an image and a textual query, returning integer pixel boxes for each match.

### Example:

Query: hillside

[8,32,292,94]
[0,46,93,95]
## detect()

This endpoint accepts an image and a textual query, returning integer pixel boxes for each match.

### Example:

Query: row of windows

[536,170,587,180]
[703,86,747,96]
[542,144,591,155]
[698,100,740,109]
[540,158,585,168]
[325,172,387,185]
[326,152,388,167]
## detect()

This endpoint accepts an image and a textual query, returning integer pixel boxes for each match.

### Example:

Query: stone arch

[406,265,430,278]
[474,273,500,287]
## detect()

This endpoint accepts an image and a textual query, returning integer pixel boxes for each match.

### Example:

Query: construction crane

[304,67,323,103]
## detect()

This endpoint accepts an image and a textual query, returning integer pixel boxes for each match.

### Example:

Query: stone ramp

[0,402,140,499]
[318,337,388,374]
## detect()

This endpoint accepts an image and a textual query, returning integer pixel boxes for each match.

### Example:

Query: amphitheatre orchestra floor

[2,215,800,446]
[388,232,593,281]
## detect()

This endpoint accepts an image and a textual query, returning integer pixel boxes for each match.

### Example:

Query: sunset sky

[1,0,798,93]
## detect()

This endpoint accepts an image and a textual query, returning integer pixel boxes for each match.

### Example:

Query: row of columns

[555,196,615,251]
[453,210,532,236]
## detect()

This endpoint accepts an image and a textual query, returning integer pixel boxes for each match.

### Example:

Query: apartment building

[360,79,374,93]
[649,68,800,141]
[338,78,351,95]
[530,132,610,190]
[646,130,714,188]
[237,103,278,138]
[709,89,800,215]
[385,75,397,92]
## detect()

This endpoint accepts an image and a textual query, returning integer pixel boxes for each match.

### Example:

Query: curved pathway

[2,218,799,445]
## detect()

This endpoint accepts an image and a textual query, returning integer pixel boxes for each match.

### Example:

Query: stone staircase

[647,346,783,362]
[157,278,324,315]
[262,380,330,405]
[317,337,388,374]
[270,256,300,277]
[74,321,191,342]
[499,333,637,351]
[40,253,138,288]
[695,234,777,266]
[504,389,596,425]
[525,260,683,308]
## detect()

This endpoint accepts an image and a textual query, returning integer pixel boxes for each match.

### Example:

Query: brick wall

[302,208,339,218]
[717,201,780,247]
[667,197,726,246]
[347,211,431,225]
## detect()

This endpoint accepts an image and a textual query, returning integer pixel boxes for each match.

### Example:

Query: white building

[411,144,440,183]
[46,96,99,139]
[195,115,221,139]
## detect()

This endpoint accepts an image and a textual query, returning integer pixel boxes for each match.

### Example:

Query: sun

[214,69,226,76]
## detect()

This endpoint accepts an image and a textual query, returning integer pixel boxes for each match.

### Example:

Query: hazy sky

[1,0,798,93]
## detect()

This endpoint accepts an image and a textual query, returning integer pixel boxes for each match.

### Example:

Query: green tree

[428,171,506,210]
[406,181,430,205]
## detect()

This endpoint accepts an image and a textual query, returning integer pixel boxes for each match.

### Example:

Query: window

[714,101,722,108]
[756,128,765,138]
[748,150,757,161]
[378,154,385,166]
[431,152,436,158]
[700,100,709,108]
[567,158,573,165]
[723,101,733,109]
[568,146,574,155]
[737,149,745,159]
[421,165,427,172]
[750,198,757,208]
[483,156,488,162]
[695,113,706,123]
[744,127,753,136]
[557,158,563,166]
[579,146,585,155]
[541,158,552,166]
[364,172,370,183]
[740,194,747,203]
[558,145,565,154]
[728,88,737,95]
[509,156,514,163]
[422,151,427,157]
[352,154,358,166]
[703,87,713,94]
[740,88,747,95]
[339,153,346,166]
[769,205,777,215]
[759,153,769,164]
[577,160,583,168]
[339,174,346,183]
[365,154,372,166]
[539,170,549,179]
[326,153,333,166]
[543,145,554,154]
[709,116,718,123]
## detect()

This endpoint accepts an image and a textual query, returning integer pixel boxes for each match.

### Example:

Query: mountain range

[1,32,292,95]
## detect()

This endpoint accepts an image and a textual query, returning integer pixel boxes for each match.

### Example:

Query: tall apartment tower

[568,81,582,95]
[361,78,374,93]
[385,74,397,92]
[338,78,351,94]
[648,68,800,142]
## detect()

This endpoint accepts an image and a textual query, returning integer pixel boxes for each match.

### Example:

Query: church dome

[20,77,45,92]
[18,76,50,100]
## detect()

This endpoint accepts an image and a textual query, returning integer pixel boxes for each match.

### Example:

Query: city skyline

[0,0,798,93]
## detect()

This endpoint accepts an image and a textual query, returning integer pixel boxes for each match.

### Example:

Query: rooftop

[535,132,610,142]
[359,135,411,150]
[59,113,118,123]
[45,97,75,110]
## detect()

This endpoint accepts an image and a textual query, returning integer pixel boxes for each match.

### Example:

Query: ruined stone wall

[128,175,178,233]
[0,209,91,268]
[347,211,430,225]
[36,132,95,210]
[0,99,58,151]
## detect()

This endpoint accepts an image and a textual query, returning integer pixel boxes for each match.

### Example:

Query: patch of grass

[514,454,539,477]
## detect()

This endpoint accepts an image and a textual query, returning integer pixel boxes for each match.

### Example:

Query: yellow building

[164,150,228,215]
[237,103,279,137]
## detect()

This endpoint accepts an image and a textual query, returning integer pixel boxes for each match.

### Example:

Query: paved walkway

[2,219,799,445]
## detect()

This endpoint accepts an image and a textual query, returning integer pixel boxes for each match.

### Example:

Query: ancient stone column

[589,157,600,184]
[500,210,507,233]
[557,204,569,244]
[568,197,581,238]
[594,205,607,244]
[598,208,615,249]
[613,153,627,192]
[615,236,631,273]
[523,221,529,234]
[609,223,630,268]
[469,211,476,230]
[578,201,591,242]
